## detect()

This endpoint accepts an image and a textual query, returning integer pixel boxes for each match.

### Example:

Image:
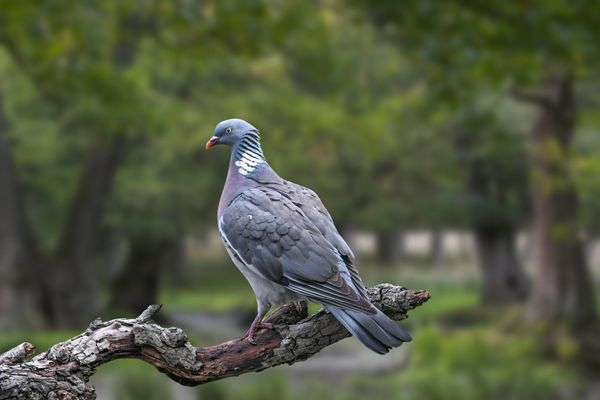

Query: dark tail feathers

[327,306,412,354]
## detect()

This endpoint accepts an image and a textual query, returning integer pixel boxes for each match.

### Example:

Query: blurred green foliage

[1,0,599,245]
[383,326,579,400]
[112,362,173,400]
[0,1,598,398]
[0,330,76,356]
[0,0,467,248]
[355,0,600,98]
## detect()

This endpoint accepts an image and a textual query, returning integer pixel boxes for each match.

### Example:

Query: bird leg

[292,300,305,313]
[243,314,274,344]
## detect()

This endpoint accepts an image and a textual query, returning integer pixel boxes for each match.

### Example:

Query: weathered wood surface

[0,284,429,400]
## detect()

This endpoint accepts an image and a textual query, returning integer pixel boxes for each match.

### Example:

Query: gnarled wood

[0,284,429,400]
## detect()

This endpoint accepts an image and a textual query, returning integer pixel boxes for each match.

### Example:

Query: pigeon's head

[205,118,259,150]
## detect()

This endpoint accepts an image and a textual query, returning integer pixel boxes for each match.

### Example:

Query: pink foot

[293,301,304,313]
[243,320,274,344]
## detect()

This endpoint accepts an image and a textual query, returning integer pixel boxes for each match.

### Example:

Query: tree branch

[0,284,429,400]
[0,343,35,366]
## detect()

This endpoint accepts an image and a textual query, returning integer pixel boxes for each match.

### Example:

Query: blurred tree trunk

[475,229,529,304]
[93,227,128,282]
[0,93,42,329]
[38,18,139,328]
[460,136,530,305]
[108,237,181,314]
[375,228,405,265]
[164,236,187,284]
[517,74,597,324]
[45,136,126,328]
[0,10,153,329]
[429,227,444,267]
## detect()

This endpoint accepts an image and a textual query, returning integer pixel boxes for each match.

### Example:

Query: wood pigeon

[205,118,411,354]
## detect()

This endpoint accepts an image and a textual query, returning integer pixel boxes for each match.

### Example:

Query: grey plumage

[207,118,411,354]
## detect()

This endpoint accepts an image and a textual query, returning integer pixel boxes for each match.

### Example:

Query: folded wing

[220,187,373,313]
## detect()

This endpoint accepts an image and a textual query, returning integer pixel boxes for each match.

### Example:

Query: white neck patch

[235,151,263,176]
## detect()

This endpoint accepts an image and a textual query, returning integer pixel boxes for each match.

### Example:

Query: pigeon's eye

[225,127,232,134]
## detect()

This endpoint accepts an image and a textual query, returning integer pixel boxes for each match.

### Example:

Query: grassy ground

[1,257,594,399]
[105,258,588,399]
[89,325,580,400]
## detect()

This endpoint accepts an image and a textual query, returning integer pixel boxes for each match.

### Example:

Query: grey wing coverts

[221,186,411,353]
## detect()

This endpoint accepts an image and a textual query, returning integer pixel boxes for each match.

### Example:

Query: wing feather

[220,187,372,313]
[268,180,369,298]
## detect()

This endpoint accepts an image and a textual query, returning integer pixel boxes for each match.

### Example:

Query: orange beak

[205,136,219,150]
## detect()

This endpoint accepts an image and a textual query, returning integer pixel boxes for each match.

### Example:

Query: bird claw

[292,300,304,313]
[243,321,274,344]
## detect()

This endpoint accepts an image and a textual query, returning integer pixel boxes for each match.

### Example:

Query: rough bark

[46,135,126,328]
[475,230,529,304]
[0,93,41,330]
[0,344,36,367]
[0,284,429,400]
[519,74,597,324]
